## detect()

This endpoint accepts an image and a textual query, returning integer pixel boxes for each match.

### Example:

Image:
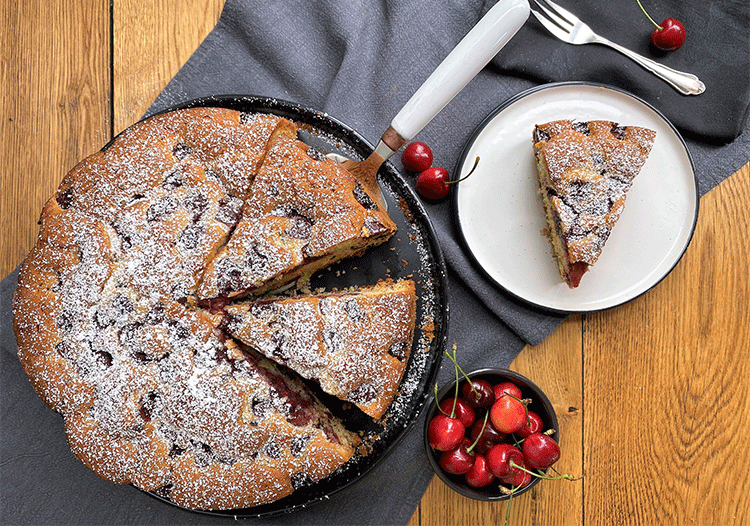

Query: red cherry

[516,410,544,438]
[439,398,475,429]
[493,381,522,400]
[464,454,495,488]
[499,461,532,488]
[415,167,451,201]
[461,379,496,408]
[415,156,480,201]
[650,18,686,52]
[469,416,506,454]
[401,141,433,173]
[439,438,475,475]
[485,443,524,478]
[522,432,561,469]
[427,414,465,451]
[489,395,527,434]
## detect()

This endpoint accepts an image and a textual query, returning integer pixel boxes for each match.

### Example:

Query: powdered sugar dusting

[534,119,655,278]
[225,279,416,420]
[12,107,380,511]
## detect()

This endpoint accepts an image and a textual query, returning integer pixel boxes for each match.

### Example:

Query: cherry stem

[466,411,489,454]
[504,490,513,526]
[508,460,578,481]
[636,0,662,30]
[445,156,480,186]
[444,346,480,399]
[451,345,460,418]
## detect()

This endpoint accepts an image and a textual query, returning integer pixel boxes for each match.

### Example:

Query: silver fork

[531,0,705,96]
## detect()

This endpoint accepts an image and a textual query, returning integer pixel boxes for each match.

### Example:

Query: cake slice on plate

[532,120,656,288]
[219,279,417,420]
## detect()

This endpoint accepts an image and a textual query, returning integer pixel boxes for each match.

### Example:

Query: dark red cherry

[461,379,495,408]
[485,443,524,478]
[499,460,532,488]
[469,416,506,454]
[427,414,465,452]
[516,410,544,438]
[415,156,479,201]
[651,18,686,52]
[439,398,475,429]
[401,142,433,173]
[636,0,686,52]
[415,167,451,201]
[439,438,475,475]
[522,432,561,469]
[464,454,495,488]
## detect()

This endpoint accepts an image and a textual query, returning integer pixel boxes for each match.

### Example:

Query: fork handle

[595,36,705,96]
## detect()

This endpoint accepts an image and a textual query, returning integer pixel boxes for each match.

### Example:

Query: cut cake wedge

[220,279,417,420]
[532,120,656,288]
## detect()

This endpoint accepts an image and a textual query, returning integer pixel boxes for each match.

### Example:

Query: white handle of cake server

[383,0,529,154]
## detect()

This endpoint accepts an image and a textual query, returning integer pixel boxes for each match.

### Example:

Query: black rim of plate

[132,95,450,517]
[451,81,700,315]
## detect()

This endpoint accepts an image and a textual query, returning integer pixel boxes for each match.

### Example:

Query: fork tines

[531,0,576,33]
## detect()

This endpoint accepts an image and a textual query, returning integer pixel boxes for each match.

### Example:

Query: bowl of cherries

[424,358,566,501]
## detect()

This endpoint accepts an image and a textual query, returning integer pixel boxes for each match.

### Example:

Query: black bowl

[423,368,559,501]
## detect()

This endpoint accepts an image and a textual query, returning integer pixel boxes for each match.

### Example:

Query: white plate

[454,83,698,313]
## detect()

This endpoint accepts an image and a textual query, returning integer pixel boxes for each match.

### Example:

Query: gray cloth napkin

[2,0,749,524]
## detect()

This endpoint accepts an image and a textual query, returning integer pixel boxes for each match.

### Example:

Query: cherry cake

[221,279,416,420]
[532,120,656,288]
[12,107,415,510]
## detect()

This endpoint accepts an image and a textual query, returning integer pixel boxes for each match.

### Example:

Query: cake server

[329,0,530,208]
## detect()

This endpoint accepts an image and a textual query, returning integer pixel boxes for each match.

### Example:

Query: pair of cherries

[401,142,478,201]
[401,142,451,201]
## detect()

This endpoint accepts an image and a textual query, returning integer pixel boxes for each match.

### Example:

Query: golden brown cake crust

[10,106,421,511]
[197,133,397,301]
[533,119,656,288]
[222,279,417,420]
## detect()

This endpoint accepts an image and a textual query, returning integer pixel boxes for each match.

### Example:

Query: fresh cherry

[415,167,451,201]
[636,0,685,52]
[522,432,561,470]
[493,381,522,400]
[428,414,465,452]
[464,453,495,488]
[490,394,527,434]
[401,141,433,173]
[516,410,544,438]
[650,18,686,52]
[415,156,480,201]
[440,398,475,429]
[469,416,506,454]
[439,437,475,475]
[499,462,532,488]
[485,443,524,478]
[461,379,495,408]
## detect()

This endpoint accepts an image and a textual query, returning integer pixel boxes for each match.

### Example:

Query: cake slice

[197,133,397,303]
[219,279,417,420]
[532,120,656,288]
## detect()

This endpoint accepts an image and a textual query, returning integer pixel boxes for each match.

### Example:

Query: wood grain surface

[2,0,748,524]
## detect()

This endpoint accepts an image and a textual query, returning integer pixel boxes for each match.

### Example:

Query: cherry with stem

[636,0,686,52]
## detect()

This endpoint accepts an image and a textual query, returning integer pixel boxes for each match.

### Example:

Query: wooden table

[3,1,748,524]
